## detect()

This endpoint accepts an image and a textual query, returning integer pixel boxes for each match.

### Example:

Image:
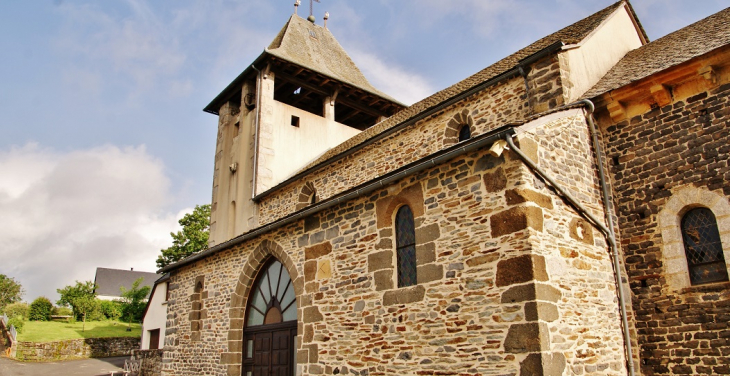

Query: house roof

[584,6,730,98]
[203,14,401,114]
[299,1,643,172]
[93,268,159,298]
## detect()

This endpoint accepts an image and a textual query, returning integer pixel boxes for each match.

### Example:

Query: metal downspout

[504,107,635,376]
[250,65,262,200]
[579,99,635,376]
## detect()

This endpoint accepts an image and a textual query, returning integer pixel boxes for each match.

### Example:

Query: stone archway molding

[657,185,730,291]
[220,239,303,372]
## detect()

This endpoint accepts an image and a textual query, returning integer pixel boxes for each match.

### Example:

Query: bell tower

[204,11,404,246]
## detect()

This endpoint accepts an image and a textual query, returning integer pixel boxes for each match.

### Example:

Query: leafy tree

[29,297,53,321]
[119,278,151,324]
[0,274,24,312]
[3,302,29,320]
[56,280,97,331]
[156,204,211,268]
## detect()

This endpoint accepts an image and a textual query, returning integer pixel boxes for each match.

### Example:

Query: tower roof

[204,14,401,115]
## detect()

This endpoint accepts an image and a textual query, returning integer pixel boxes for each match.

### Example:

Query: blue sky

[1,0,727,301]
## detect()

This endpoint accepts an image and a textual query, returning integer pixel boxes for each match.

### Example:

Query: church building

[153,2,730,375]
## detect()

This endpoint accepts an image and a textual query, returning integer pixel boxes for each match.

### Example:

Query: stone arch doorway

[242,258,298,376]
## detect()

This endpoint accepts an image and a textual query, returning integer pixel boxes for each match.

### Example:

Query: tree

[119,277,151,324]
[0,274,24,312]
[57,280,97,331]
[29,297,53,321]
[157,204,211,268]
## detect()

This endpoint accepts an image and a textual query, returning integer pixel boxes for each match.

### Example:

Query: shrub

[100,300,122,320]
[52,306,73,316]
[85,299,104,321]
[29,297,53,321]
[3,302,29,320]
[8,316,24,334]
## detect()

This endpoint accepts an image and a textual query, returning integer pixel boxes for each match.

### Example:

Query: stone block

[416,242,436,265]
[516,137,539,164]
[505,188,553,209]
[305,242,332,260]
[501,283,561,303]
[483,168,507,193]
[491,206,543,237]
[417,264,444,284]
[496,254,548,287]
[416,223,441,243]
[383,285,426,306]
[304,260,317,281]
[368,251,393,272]
[504,322,549,353]
[374,269,393,291]
[525,301,559,322]
[519,352,566,376]
[474,154,505,172]
[316,259,332,280]
[303,306,323,323]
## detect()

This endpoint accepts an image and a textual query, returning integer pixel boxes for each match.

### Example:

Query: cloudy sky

[1,0,726,302]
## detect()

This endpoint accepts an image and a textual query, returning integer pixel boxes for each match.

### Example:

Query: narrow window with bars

[395,205,417,287]
[681,207,729,285]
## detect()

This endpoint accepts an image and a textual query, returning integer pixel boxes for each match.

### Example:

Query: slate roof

[301,1,643,171]
[204,14,401,114]
[266,15,398,103]
[584,6,730,98]
[94,268,159,298]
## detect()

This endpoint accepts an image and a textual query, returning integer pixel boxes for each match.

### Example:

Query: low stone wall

[132,349,163,376]
[13,337,140,361]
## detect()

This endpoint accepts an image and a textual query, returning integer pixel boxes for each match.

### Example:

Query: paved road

[0,356,127,376]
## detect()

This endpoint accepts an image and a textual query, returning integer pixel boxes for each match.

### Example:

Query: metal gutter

[159,125,516,274]
[252,41,566,202]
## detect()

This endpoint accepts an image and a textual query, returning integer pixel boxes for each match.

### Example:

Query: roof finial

[323,12,329,29]
[308,0,320,23]
[294,0,300,15]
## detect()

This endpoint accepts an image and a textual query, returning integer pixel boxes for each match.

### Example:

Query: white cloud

[0,144,182,302]
[349,50,434,106]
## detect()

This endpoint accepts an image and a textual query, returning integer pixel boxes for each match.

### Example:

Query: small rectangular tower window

[291,115,300,127]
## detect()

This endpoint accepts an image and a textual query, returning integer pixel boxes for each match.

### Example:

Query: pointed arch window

[681,208,729,285]
[395,205,417,287]
[458,124,471,142]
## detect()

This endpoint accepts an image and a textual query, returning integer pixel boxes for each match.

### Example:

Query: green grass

[16,320,141,342]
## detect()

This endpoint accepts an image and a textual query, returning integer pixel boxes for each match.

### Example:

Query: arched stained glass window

[396,206,417,287]
[458,125,471,142]
[681,208,729,285]
[247,260,297,326]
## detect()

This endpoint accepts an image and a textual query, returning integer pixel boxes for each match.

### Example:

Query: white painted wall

[559,6,644,102]
[269,102,361,186]
[141,282,167,350]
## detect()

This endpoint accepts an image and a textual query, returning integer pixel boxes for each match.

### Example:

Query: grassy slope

[17,320,141,342]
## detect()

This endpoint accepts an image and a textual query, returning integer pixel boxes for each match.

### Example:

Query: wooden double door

[242,322,297,376]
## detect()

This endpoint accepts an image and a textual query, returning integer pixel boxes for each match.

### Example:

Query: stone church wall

[163,109,628,375]
[600,82,730,375]
[256,76,530,226]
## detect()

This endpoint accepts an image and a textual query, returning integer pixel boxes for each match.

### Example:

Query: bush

[100,300,122,321]
[85,300,105,321]
[29,297,53,321]
[52,306,73,316]
[8,316,24,334]
[3,302,29,320]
